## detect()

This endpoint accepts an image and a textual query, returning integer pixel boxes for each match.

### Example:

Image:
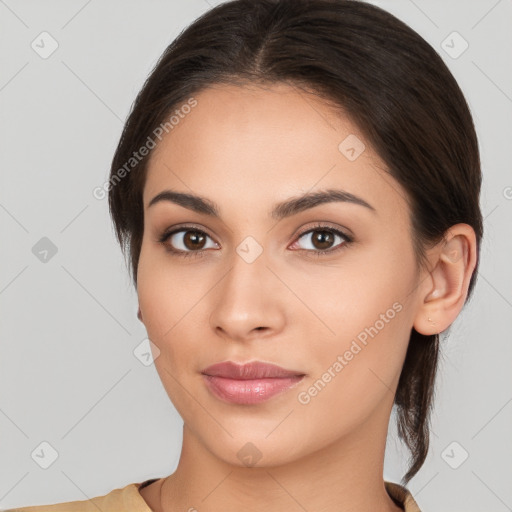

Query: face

[137,82,423,467]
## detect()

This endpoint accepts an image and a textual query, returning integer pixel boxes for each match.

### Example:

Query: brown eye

[159,227,218,257]
[310,230,336,250]
[292,225,352,256]
[182,230,207,250]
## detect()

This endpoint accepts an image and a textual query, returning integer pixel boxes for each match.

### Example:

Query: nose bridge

[208,236,285,338]
[217,224,267,282]
[223,236,272,304]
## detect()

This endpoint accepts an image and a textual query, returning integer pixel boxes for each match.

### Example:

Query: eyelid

[157,221,353,256]
[157,223,219,249]
[293,221,352,241]
[158,222,216,241]
[289,222,353,254]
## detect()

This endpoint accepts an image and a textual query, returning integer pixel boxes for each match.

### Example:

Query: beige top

[4,479,421,511]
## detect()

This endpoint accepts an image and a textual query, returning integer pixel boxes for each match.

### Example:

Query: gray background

[1,0,511,510]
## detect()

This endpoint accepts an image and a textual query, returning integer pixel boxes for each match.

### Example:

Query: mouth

[201,360,306,405]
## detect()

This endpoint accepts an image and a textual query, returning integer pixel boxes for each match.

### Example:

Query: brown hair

[108,0,483,485]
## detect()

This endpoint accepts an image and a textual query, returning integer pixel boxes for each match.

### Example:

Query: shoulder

[2,481,151,512]
[5,480,418,512]
[385,480,422,512]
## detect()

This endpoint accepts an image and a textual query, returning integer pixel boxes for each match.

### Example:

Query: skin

[136,82,477,512]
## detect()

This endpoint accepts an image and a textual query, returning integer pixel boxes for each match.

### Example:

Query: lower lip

[202,374,305,404]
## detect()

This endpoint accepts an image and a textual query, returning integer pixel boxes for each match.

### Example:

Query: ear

[137,305,144,322]
[413,224,478,335]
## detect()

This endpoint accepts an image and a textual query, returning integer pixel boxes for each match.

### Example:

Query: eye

[157,222,353,259]
[290,223,353,256]
[158,225,218,259]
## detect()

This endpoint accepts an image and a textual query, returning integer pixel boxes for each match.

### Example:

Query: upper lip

[201,361,305,380]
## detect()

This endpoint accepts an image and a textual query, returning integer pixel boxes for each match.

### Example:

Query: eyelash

[157,222,353,260]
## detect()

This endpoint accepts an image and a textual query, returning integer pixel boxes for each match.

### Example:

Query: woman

[7,0,482,510]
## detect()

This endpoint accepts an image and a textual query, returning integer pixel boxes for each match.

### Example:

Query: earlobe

[413,224,477,336]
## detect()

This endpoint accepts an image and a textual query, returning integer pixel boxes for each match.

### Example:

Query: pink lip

[201,361,306,404]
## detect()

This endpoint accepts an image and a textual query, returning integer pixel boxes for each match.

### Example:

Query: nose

[208,248,287,343]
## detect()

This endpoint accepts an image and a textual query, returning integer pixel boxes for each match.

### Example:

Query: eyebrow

[147,188,377,220]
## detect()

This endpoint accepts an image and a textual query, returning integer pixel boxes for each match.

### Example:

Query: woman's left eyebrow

[147,188,377,219]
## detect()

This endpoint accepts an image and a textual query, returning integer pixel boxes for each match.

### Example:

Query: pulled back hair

[108,0,483,485]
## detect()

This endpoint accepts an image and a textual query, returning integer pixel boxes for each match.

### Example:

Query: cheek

[136,244,209,378]
[136,253,199,406]
[137,242,182,341]
[294,243,415,396]
[294,300,410,437]
[286,248,410,343]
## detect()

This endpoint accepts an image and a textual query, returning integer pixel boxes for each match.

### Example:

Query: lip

[202,361,305,379]
[201,361,306,405]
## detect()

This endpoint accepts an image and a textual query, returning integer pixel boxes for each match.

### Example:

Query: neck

[157,397,402,512]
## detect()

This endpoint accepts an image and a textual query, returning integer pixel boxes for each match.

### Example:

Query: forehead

[143,83,409,220]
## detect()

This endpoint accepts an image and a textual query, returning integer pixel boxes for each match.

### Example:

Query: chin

[200,430,306,469]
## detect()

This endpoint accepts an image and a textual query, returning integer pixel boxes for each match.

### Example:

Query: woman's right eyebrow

[147,188,377,219]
